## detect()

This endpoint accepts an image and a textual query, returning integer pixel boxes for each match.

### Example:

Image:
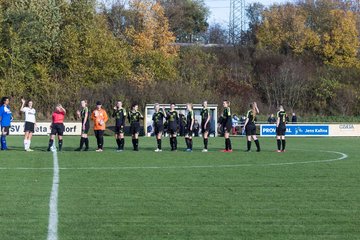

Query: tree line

[0,0,359,120]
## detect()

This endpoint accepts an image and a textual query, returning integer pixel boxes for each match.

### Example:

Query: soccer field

[0,136,359,240]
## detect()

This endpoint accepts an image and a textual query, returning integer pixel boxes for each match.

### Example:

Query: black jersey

[167,111,179,127]
[277,110,286,126]
[152,111,165,126]
[201,108,209,124]
[186,110,194,127]
[246,110,255,124]
[128,111,143,124]
[112,108,127,126]
[81,107,89,125]
[222,107,232,125]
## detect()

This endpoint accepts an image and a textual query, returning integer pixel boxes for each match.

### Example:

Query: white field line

[47,148,59,240]
[0,150,348,171]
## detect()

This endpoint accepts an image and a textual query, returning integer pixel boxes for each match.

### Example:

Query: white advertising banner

[7,122,82,136]
[328,124,360,137]
[260,123,360,137]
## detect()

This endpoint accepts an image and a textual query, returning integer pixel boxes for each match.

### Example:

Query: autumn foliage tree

[256,1,360,68]
[124,0,178,89]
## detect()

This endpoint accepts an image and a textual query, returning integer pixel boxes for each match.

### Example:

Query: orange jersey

[91,108,109,130]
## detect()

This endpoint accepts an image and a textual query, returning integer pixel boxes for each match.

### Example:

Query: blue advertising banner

[260,124,329,137]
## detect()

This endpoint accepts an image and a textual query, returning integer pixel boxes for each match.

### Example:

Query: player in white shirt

[20,99,36,151]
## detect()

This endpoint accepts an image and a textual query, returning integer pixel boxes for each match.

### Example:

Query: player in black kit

[220,100,232,152]
[166,103,179,151]
[201,101,211,152]
[244,102,260,152]
[112,101,127,152]
[276,105,287,152]
[185,103,195,152]
[128,104,143,151]
[152,103,166,152]
[75,100,89,151]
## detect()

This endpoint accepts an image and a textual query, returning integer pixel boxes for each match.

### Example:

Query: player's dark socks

[170,137,174,150]
[58,139,63,151]
[282,140,286,151]
[85,138,89,149]
[132,139,136,150]
[1,135,7,150]
[174,137,178,150]
[157,139,162,149]
[247,141,251,151]
[277,139,281,150]
[116,138,121,149]
[204,138,208,149]
[80,137,85,149]
[135,139,139,151]
[185,138,189,149]
[120,138,124,150]
[189,139,193,150]
[228,138,232,150]
[255,140,260,152]
[47,139,54,151]
[225,138,228,150]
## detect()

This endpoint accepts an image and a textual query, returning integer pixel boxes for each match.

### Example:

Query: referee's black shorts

[51,123,65,136]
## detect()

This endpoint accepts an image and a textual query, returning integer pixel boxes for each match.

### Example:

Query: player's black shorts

[82,122,90,134]
[24,122,35,133]
[130,122,140,135]
[1,126,10,135]
[245,123,256,136]
[115,125,125,134]
[154,124,164,135]
[51,123,65,136]
[168,124,177,135]
[201,122,210,133]
[276,125,286,136]
[222,122,232,133]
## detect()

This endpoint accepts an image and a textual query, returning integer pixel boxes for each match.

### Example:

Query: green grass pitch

[0,136,359,240]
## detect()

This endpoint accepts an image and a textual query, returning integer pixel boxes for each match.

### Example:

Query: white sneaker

[26,148,34,152]
[154,149,162,152]
[202,149,208,152]
[96,149,103,152]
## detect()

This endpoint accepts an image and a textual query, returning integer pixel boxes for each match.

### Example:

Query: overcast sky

[205,0,291,25]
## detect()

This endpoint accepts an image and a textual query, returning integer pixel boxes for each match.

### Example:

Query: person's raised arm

[20,98,26,112]
[58,104,66,114]
[254,102,259,114]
